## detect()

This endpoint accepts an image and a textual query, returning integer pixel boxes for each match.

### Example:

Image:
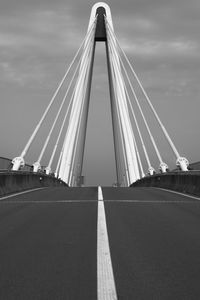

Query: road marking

[101,199,200,203]
[1,199,199,204]
[98,186,103,201]
[0,188,46,201]
[97,186,118,300]
[1,198,198,204]
[0,200,96,203]
[154,188,200,201]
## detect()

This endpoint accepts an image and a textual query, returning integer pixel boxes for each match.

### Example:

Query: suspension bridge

[0,2,200,299]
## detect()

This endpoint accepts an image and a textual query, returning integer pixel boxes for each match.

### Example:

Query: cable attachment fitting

[159,162,169,173]
[11,157,25,171]
[176,157,189,171]
[32,161,41,173]
[148,166,156,176]
[45,167,51,175]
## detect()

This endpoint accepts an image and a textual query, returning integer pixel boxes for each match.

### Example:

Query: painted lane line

[1,200,198,204]
[0,188,46,201]
[0,200,96,204]
[97,186,118,300]
[98,186,103,201]
[101,199,200,203]
[154,187,200,201]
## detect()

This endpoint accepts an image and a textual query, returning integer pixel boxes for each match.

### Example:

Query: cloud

[120,38,199,57]
[0,8,86,87]
[0,60,48,87]
[0,62,23,85]
[0,9,83,53]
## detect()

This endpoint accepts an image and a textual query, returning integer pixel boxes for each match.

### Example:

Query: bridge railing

[0,171,67,198]
[130,171,200,197]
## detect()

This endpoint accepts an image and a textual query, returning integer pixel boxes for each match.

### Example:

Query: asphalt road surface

[0,186,200,299]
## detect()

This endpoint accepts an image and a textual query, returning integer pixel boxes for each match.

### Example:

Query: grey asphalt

[103,187,200,300]
[0,187,97,300]
[0,186,200,299]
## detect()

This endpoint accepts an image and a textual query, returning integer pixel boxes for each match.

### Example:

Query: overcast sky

[0,0,200,185]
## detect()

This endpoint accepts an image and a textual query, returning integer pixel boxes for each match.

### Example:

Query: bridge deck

[0,187,200,299]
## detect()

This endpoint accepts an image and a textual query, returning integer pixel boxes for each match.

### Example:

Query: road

[0,186,200,299]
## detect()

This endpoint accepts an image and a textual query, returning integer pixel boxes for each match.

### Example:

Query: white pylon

[59,2,140,185]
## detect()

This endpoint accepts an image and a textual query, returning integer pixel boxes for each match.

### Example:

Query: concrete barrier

[0,171,68,197]
[130,171,200,197]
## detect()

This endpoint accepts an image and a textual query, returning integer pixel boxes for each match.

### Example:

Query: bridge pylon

[59,2,140,186]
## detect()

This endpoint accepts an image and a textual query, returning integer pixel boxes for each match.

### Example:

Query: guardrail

[0,171,68,197]
[130,171,200,197]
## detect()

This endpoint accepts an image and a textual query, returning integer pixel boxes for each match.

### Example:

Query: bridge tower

[59,2,140,186]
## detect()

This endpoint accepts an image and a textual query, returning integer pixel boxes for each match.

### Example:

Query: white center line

[98,186,104,201]
[97,186,118,300]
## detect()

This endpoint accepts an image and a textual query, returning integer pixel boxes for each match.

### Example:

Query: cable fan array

[104,15,189,185]
[11,8,189,187]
